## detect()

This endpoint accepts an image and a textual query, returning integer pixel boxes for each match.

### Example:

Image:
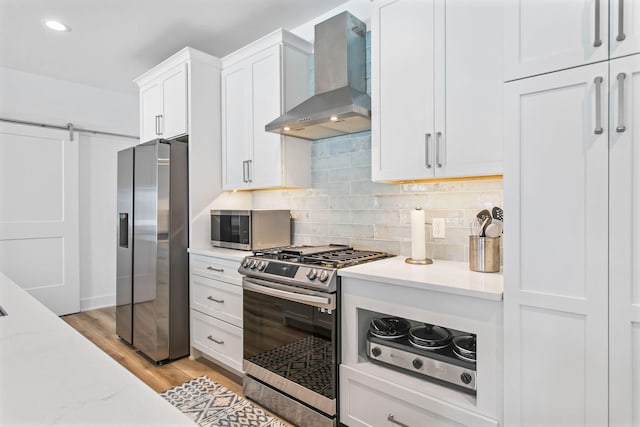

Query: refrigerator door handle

[119,213,129,248]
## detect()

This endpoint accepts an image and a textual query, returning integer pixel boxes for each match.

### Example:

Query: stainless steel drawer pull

[207,335,224,345]
[594,0,602,47]
[207,296,224,304]
[425,133,432,169]
[387,414,409,427]
[436,131,443,168]
[616,72,627,133]
[594,76,604,134]
[206,266,224,273]
[617,0,626,41]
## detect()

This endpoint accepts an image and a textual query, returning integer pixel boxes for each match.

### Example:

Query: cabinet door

[250,46,283,189]
[140,82,162,143]
[372,0,435,182]
[434,0,503,178]
[610,0,640,59]
[221,65,251,190]
[609,53,640,427]
[504,62,609,426]
[161,63,188,139]
[504,0,609,80]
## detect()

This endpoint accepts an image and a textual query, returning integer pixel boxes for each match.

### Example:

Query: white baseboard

[80,294,116,311]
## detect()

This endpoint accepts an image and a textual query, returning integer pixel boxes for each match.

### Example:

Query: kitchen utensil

[477,209,492,223]
[485,222,502,238]
[479,217,490,237]
[492,206,503,222]
[477,209,492,237]
[470,217,482,236]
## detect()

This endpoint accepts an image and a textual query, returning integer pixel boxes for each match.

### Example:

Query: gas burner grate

[302,249,391,268]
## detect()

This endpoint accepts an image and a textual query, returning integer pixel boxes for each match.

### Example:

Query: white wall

[0,66,138,311]
[78,133,135,310]
[0,66,138,135]
[290,0,372,41]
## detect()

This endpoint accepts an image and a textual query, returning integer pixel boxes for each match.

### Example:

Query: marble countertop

[0,272,194,426]
[339,256,503,301]
[188,246,252,261]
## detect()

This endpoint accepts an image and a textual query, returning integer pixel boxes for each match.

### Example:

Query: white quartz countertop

[0,272,194,426]
[339,256,503,301]
[188,246,252,261]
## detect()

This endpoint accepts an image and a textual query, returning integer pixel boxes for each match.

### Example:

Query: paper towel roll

[410,208,426,261]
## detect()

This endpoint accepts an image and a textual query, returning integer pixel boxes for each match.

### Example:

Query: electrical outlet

[432,218,445,239]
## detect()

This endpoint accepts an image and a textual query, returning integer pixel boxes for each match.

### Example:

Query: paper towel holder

[405,257,433,265]
[406,207,433,265]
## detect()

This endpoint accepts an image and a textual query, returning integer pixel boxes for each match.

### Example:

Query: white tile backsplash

[251,131,503,262]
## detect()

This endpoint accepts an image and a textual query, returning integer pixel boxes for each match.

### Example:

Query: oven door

[242,276,337,416]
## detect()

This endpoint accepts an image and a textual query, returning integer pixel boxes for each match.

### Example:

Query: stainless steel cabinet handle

[594,0,602,47]
[425,133,432,168]
[155,115,160,135]
[206,266,224,273]
[436,131,443,168]
[242,160,248,183]
[617,0,626,41]
[594,76,604,134]
[158,114,163,135]
[207,335,224,345]
[616,72,627,133]
[247,160,252,183]
[387,414,409,427]
[207,296,224,303]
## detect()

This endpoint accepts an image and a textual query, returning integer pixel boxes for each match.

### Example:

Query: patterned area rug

[161,376,288,427]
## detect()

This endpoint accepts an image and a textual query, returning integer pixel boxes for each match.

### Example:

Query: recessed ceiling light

[43,19,71,32]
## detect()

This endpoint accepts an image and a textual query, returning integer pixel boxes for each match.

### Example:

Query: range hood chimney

[265,12,370,140]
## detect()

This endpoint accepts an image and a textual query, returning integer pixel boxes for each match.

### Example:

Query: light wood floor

[62,307,243,394]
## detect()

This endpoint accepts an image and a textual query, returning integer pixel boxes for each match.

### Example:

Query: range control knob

[370,347,382,357]
[257,261,266,271]
[412,359,423,369]
[318,270,329,282]
[306,268,318,280]
[249,260,257,269]
[460,372,473,385]
[241,258,251,268]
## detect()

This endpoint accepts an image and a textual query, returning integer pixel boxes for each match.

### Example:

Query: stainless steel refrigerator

[116,139,189,363]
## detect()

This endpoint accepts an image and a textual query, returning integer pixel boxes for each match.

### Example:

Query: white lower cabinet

[189,253,243,374]
[340,276,502,427]
[191,310,242,373]
[341,365,498,427]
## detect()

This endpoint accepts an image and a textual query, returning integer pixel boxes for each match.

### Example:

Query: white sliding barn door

[0,123,79,315]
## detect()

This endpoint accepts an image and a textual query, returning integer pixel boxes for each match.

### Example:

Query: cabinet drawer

[340,366,497,427]
[190,254,242,285]
[191,310,243,373]
[191,274,242,327]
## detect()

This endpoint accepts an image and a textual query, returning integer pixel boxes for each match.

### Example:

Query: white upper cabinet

[221,30,312,191]
[136,62,188,143]
[371,0,503,182]
[505,0,640,81]
[134,47,223,250]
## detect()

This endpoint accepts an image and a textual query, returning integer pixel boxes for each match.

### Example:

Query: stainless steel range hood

[265,12,370,141]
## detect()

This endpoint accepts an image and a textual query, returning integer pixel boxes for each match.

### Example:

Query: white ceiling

[0,0,350,95]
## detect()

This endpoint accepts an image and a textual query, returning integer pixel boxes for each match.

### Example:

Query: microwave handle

[243,279,335,310]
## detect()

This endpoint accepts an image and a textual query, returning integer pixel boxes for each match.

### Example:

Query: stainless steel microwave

[210,210,291,251]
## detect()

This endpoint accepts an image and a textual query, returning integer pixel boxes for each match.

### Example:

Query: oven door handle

[243,280,335,310]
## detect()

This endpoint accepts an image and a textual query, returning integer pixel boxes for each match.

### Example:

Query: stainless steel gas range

[239,245,390,427]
